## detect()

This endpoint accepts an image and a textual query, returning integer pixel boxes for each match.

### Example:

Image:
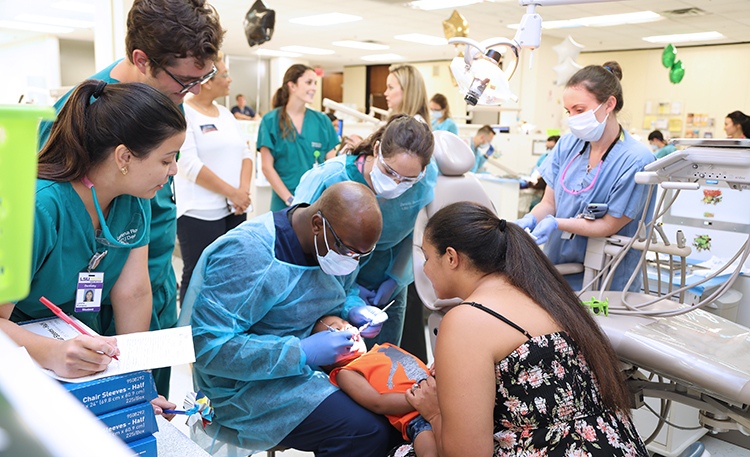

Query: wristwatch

[286,196,294,206]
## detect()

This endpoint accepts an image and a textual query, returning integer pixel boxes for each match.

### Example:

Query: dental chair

[412,130,497,350]
[414,139,750,457]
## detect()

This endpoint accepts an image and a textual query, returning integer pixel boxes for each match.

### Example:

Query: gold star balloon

[443,10,469,41]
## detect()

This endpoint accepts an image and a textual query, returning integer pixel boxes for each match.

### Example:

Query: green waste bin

[0,105,56,303]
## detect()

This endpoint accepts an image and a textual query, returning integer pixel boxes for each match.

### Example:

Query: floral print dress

[389,304,648,457]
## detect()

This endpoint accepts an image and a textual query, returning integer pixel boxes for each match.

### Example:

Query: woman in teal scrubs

[0,80,185,381]
[429,93,459,135]
[258,64,339,211]
[294,115,438,346]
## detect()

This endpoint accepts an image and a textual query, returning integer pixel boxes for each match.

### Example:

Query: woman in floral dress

[390,202,648,457]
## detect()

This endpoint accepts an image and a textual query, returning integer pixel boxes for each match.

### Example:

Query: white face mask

[314,228,359,276]
[369,148,417,199]
[568,103,609,142]
[650,143,658,152]
[430,110,443,120]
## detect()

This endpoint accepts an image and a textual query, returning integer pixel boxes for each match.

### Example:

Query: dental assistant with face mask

[294,115,438,347]
[515,61,655,292]
[185,182,403,455]
[259,64,340,211]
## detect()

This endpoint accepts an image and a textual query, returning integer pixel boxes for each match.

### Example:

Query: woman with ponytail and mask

[0,80,185,386]
[294,115,438,347]
[258,64,339,211]
[515,61,655,292]
[392,201,648,457]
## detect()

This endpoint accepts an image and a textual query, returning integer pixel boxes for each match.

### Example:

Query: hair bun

[602,61,622,81]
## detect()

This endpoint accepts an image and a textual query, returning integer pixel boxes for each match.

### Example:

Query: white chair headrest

[431,130,475,176]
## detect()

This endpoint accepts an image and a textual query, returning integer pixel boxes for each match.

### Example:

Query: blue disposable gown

[185,212,365,452]
[538,130,656,291]
[294,155,438,290]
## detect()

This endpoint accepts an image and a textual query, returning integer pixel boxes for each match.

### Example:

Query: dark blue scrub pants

[279,390,403,457]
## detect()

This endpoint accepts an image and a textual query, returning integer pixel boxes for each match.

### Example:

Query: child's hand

[429,363,436,377]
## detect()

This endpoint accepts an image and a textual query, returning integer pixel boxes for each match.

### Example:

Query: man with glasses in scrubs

[38,0,225,399]
[184,182,402,456]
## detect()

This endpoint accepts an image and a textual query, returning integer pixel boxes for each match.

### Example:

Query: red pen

[39,296,119,360]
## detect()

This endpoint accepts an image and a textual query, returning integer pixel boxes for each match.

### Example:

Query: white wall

[342,65,367,112]
[59,40,96,87]
[0,36,61,105]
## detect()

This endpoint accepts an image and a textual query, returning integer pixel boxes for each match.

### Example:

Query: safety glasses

[376,152,424,184]
[584,297,609,317]
[150,58,217,95]
[318,211,374,260]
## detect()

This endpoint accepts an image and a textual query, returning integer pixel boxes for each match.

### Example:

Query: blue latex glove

[514,213,537,231]
[373,278,398,307]
[530,215,558,245]
[357,285,377,306]
[348,305,389,338]
[299,329,356,366]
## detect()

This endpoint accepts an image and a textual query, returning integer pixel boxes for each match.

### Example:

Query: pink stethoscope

[560,128,621,195]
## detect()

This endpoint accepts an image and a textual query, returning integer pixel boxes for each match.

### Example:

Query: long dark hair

[425,202,632,414]
[566,60,624,113]
[727,110,750,137]
[351,114,434,167]
[272,63,314,140]
[38,80,186,181]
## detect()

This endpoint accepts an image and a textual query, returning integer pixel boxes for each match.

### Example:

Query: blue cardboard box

[62,370,158,416]
[127,434,157,457]
[98,401,158,443]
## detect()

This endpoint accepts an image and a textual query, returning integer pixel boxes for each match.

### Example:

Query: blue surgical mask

[650,143,658,152]
[82,176,146,248]
[314,227,359,276]
[568,103,608,142]
[430,110,443,120]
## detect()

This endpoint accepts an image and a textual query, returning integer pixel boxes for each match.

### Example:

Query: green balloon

[670,60,685,84]
[662,44,676,68]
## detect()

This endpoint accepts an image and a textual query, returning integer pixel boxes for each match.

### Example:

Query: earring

[121,167,128,176]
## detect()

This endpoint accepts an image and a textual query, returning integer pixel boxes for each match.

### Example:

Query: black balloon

[244,0,275,48]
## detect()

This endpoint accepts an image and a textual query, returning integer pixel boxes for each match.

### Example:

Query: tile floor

[168,255,749,457]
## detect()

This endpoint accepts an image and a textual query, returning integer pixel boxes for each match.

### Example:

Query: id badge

[76,272,104,312]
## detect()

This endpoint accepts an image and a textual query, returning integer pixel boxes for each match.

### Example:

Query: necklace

[586,163,593,173]
[190,101,219,117]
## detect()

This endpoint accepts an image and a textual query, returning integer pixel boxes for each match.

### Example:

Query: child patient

[314,315,437,457]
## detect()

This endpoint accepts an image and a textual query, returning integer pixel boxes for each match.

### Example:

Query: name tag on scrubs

[75,272,104,312]
[311,141,322,149]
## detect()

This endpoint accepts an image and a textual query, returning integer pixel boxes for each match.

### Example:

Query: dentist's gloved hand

[348,305,389,338]
[357,285,377,306]
[514,213,537,231]
[373,278,398,306]
[299,329,356,366]
[530,215,558,245]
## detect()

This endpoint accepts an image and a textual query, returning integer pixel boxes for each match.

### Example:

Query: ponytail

[274,64,314,140]
[351,114,434,167]
[425,202,632,415]
[38,79,186,181]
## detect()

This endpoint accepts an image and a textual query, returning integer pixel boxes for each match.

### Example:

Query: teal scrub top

[257,108,339,211]
[11,180,151,334]
[37,59,179,333]
[432,117,459,135]
[294,154,438,289]
[655,143,676,159]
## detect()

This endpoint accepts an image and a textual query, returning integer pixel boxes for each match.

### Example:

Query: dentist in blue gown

[294,115,438,347]
[185,182,401,455]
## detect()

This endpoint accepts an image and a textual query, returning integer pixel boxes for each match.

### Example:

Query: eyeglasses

[584,297,609,317]
[376,151,424,184]
[318,211,374,260]
[150,58,217,95]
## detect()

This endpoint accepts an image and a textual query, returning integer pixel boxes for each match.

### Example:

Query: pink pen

[39,296,119,360]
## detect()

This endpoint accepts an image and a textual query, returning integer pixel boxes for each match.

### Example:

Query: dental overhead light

[450,0,627,106]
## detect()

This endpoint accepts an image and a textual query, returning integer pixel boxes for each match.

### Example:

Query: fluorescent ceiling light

[332,40,389,51]
[394,33,448,46]
[361,53,405,62]
[508,11,661,30]
[281,45,335,55]
[16,14,94,29]
[0,20,73,34]
[643,31,724,43]
[255,49,303,58]
[289,13,361,26]
[51,1,94,14]
[406,0,482,11]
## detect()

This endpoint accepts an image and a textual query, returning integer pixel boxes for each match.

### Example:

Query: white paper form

[19,317,196,383]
